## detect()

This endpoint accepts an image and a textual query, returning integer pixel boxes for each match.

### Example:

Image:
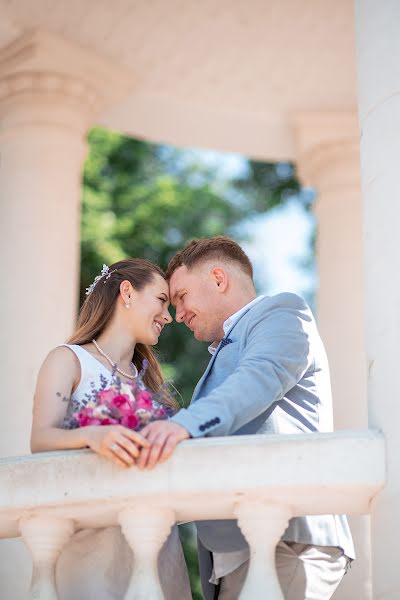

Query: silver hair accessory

[85,264,117,296]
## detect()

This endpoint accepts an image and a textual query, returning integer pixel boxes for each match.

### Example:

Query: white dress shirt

[206,295,265,584]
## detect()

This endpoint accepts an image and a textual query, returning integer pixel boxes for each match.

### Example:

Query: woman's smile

[153,320,163,335]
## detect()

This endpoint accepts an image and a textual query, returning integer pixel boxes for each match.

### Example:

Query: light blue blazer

[171,293,355,560]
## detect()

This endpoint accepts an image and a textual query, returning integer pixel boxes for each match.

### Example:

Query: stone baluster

[235,501,291,600]
[119,506,175,600]
[19,515,75,600]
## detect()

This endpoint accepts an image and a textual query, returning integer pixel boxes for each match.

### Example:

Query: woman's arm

[31,346,84,452]
[31,347,149,467]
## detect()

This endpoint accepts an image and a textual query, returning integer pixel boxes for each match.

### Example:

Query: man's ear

[211,267,228,292]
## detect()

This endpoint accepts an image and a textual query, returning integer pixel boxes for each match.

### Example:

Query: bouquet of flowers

[64,361,175,431]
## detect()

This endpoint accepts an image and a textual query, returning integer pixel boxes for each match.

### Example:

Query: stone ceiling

[0,0,357,159]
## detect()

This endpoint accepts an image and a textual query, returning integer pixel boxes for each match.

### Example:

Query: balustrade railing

[0,431,385,599]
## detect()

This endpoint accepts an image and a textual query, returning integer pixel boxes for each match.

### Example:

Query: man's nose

[164,309,173,324]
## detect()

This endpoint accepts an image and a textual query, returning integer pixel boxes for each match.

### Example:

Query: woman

[31,258,192,600]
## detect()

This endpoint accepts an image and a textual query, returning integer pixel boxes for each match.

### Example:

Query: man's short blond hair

[166,236,253,280]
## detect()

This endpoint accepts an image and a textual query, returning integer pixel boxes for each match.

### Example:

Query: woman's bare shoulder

[40,345,80,373]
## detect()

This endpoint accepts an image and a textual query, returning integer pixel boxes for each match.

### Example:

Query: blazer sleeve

[170,294,312,438]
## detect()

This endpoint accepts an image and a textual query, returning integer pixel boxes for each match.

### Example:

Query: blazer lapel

[190,297,270,404]
[191,347,220,402]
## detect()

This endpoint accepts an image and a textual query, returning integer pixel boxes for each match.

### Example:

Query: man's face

[169,265,225,342]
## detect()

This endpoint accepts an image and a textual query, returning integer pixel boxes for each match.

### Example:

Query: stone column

[0,29,131,598]
[355,1,400,596]
[0,71,90,457]
[295,113,367,431]
[0,30,131,458]
[294,113,371,600]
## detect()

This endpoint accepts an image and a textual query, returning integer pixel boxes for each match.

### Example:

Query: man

[138,235,354,599]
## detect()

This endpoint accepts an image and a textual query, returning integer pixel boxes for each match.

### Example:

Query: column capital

[293,112,361,189]
[0,71,98,133]
[0,29,133,132]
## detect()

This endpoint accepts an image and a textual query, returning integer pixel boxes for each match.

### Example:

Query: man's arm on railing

[138,294,311,468]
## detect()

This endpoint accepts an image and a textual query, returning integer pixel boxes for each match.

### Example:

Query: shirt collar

[208,295,266,355]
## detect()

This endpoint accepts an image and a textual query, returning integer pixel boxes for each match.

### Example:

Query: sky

[242,199,316,303]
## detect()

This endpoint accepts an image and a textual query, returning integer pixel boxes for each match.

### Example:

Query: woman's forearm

[31,427,90,453]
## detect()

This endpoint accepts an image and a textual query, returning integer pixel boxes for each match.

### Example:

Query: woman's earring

[125,303,130,309]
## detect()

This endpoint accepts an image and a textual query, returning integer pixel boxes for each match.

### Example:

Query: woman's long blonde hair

[68,258,170,398]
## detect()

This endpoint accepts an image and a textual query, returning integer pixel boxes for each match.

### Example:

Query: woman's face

[129,274,172,345]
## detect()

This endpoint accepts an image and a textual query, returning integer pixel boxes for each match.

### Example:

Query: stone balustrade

[0,431,385,599]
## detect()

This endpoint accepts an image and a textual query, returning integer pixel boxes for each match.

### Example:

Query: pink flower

[97,388,119,403]
[78,415,102,427]
[136,390,153,410]
[121,414,139,430]
[109,394,132,415]
[100,418,119,426]
[74,407,92,426]
[74,406,104,427]
[70,382,163,433]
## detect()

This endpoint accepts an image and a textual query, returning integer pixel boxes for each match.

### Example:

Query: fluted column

[19,515,74,599]
[119,506,175,600]
[235,501,291,600]
[355,1,400,596]
[294,113,371,600]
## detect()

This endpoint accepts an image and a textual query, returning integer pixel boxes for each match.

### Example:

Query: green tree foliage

[179,524,203,600]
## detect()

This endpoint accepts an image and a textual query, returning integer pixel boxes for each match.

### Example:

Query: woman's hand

[83,425,150,468]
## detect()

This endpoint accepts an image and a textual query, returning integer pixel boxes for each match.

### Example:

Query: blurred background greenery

[80,126,311,598]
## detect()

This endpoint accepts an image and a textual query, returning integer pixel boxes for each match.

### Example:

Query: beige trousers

[218,541,349,600]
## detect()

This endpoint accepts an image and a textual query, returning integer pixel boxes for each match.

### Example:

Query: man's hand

[137,421,190,469]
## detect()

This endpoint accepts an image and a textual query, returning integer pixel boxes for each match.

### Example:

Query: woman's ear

[120,280,133,307]
[212,267,228,292]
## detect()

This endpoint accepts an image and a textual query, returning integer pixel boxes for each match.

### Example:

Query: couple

[31,235,354,599]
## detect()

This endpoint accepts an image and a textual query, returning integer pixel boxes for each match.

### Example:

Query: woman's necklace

[92,339,138,380]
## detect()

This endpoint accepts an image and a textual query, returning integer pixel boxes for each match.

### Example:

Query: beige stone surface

[356,1,400,596]
[0,432,385,598]
[0,3,386,598]
[0,0,357,158]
